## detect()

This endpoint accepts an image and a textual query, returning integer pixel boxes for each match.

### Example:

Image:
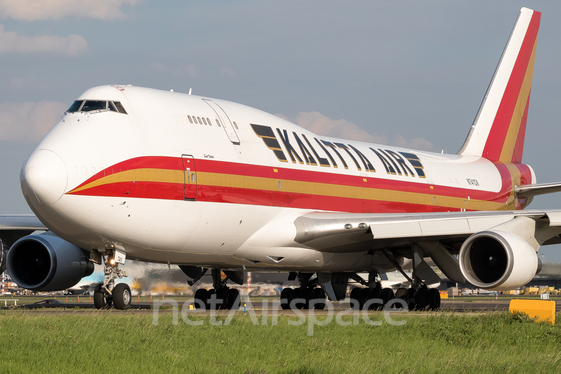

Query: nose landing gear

[93,251,130,310]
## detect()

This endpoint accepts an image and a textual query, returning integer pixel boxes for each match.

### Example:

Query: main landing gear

[279,273,326,310]
[93,251,130,310]
[379,247,442,311]
[350,284,440,311]
[349,281,396,311]
[192,269,241,310]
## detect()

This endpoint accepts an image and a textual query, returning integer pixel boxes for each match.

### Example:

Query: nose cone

[21,149,68,206]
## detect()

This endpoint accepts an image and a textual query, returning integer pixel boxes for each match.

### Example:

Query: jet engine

[458,230,540,291]
[6,232,94,291]
[0,239,6,274]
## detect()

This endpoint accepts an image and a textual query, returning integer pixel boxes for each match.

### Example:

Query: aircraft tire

[312,287,326,310]
[216,288,230,310]
[427,288,441,310]
[280,287,294,310]
[228,288,240,310]
[113,283,131,310]
[359,288,371,310]
[381,288,395,307]
[414,287,428,310]
[93,284,111,309]
[294,287,312,309]
[395,287,408,299]
[368,287,383,310]
[194,288,209,309]
[350,287,362,310]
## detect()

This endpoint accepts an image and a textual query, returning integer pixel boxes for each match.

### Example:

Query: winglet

[458,8,541,163]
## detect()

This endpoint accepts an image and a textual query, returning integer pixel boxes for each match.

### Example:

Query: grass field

[1,310,561,373]
[3,294,561,306]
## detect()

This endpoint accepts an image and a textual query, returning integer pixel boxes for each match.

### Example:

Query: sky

[1,0,561,261]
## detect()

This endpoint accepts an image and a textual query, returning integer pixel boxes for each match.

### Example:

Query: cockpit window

[113,101,127,114]
[67,100,83,112]
[66,100,127,114]
[81,101,107,112]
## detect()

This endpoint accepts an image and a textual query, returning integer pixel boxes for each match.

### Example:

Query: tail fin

[458,7,540,163]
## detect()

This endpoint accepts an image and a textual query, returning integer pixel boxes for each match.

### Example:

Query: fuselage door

[203,99,240,144]
[182,155,197,200]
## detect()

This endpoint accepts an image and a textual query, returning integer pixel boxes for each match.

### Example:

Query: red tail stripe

[483,11,540,161]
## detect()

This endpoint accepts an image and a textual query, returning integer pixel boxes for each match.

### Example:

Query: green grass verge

[1,311,561,373]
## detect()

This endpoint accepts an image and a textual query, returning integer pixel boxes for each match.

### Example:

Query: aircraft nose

[21,149,68,206]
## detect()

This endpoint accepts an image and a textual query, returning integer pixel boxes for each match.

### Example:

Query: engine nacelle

[459,230,539,291]
[7,232,94,291]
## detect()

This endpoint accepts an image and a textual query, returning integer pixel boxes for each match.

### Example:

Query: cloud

[0,25,87,55]
[0,0,138,21]
[278,111,435,151]
[0,101,66,142]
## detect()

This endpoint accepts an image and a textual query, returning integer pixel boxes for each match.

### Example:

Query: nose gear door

[182,155,197,200]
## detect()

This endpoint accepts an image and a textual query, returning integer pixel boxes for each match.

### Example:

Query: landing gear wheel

[294,287,311,309]
[194,289,209,309]
[368,287,383,310]
[381,288,395,308]
[113,283,131,310]
[414,287,428,310]
[93,284,112,309]
[312,287,326,310]
[280,288,294,310]
[359,288,371,310]
[350,288,362,310]
[395,287,408,299]
[406,288,417,310]
[427,288,441,310]
[216,288,230,310]
[227,288,240,310]
[207,289,216,309]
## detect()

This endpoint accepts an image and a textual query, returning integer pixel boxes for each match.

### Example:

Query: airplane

[1,7,560,311]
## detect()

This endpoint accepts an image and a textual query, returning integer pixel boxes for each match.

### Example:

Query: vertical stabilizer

[458,8,540,163]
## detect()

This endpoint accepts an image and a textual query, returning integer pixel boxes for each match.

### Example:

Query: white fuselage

[20,85,534,273]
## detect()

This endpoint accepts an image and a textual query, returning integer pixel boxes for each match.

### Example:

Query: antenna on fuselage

[188,88,192,95]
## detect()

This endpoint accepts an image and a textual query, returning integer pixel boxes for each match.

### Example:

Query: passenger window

[197,116,202,124]
[215,119,221,127]
[81,101,107,112]
[193,116,198,124]
[233,121,239,129]
[207,118,212,126]
[188,115,193,124]
[67,100,83,112]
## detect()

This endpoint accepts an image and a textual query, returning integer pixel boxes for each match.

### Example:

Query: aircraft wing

[293,209,561,286]
[293,210,561,253]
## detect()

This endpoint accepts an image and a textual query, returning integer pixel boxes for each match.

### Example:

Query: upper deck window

[66,100,127,114]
